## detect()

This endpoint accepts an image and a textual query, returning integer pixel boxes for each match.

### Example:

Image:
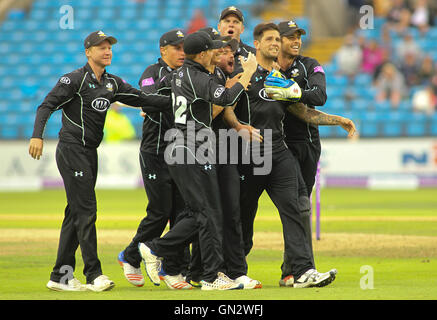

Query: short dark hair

[253,22,280,41]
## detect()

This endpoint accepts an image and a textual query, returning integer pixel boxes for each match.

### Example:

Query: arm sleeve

[299,59,327,106]
[31,74,78,139]
[113,76,171,113]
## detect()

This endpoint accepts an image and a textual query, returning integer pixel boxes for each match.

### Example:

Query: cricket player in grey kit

[139,30,259,290]
[28,31,170,292]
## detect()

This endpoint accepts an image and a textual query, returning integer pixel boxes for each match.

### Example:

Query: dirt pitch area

[0,228,436,259]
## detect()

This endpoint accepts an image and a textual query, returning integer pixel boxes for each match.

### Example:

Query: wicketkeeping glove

[264,70,302,102]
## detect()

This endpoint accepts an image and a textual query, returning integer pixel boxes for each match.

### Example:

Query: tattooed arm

[288,103,357,138]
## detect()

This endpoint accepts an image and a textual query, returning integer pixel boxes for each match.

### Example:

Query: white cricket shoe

[293,268,337,288]
[234,275,262,289]
[118,250,145,287]
[46,278,86,292]
[159,269,192,290]
[86,275,115,292]
[138,242,161,286]
[201,272,244,291]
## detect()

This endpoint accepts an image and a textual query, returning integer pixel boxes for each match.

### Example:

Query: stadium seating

[0,1,435,139]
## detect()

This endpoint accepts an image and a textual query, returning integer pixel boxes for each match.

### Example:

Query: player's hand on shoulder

[225,73,242,88]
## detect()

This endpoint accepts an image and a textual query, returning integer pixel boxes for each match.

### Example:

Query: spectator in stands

[386,0,408,23]
[361,39,385,75]
[103,102,136,143]
[386,0,412,35]
[395,32,422,62]
[335,33,363,81]
[410,0,433,33]
[372,48,392,84]
[412,75,437,115]
[399,51,421,86]
[379,24,393,57]
[186,9,207,34]
[417,54,435,85]
[374,62,407,108]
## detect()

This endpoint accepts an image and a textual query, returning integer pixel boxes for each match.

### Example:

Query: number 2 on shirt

[172,93,188,124]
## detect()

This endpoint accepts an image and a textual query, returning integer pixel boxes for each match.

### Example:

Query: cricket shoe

[200,272,244,291]
[279,275,294,287]
[188,279,202,288]
[138,242,161,286]
[86,275,115,292]
[118,250,145,287]
[234,275,262,289]
[293,268,337,288]
[46,278,87,292]
[159,269,193,290]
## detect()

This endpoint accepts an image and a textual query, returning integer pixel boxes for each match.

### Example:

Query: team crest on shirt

[106,82,113,91]
[290,68,299,78]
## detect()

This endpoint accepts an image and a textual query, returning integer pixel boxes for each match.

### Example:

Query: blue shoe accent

[158,267,167,277]
[118,250,127,263]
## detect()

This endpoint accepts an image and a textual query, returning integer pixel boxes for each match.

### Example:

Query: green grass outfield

[0,188,436,301]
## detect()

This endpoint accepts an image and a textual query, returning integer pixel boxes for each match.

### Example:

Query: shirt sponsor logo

[91,97,110,112]
[142,77,155,87]
[314,66,325,74]
[214,87,225,98]
[60,77,71,84]
[259,88,275,101]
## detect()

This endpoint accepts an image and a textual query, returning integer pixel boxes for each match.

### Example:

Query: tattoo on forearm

[288,103,341,125]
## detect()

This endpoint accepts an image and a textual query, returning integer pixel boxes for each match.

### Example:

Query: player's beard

[261,46,279,61]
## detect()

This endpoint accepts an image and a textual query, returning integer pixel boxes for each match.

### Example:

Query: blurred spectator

[410,0,433,33]
[399,52,421,86]
[103,102,136,143]
[386,0,408,23]
[361,39,385,74]
[372,48,392,84]
[374,62,407,108]
[395,32,422,62]
[379,24,393,57]
[335,33,363,80]
[417,55,435,85]
[386,0,412,34]
[412,76,437,115]
[186,9,207,34]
